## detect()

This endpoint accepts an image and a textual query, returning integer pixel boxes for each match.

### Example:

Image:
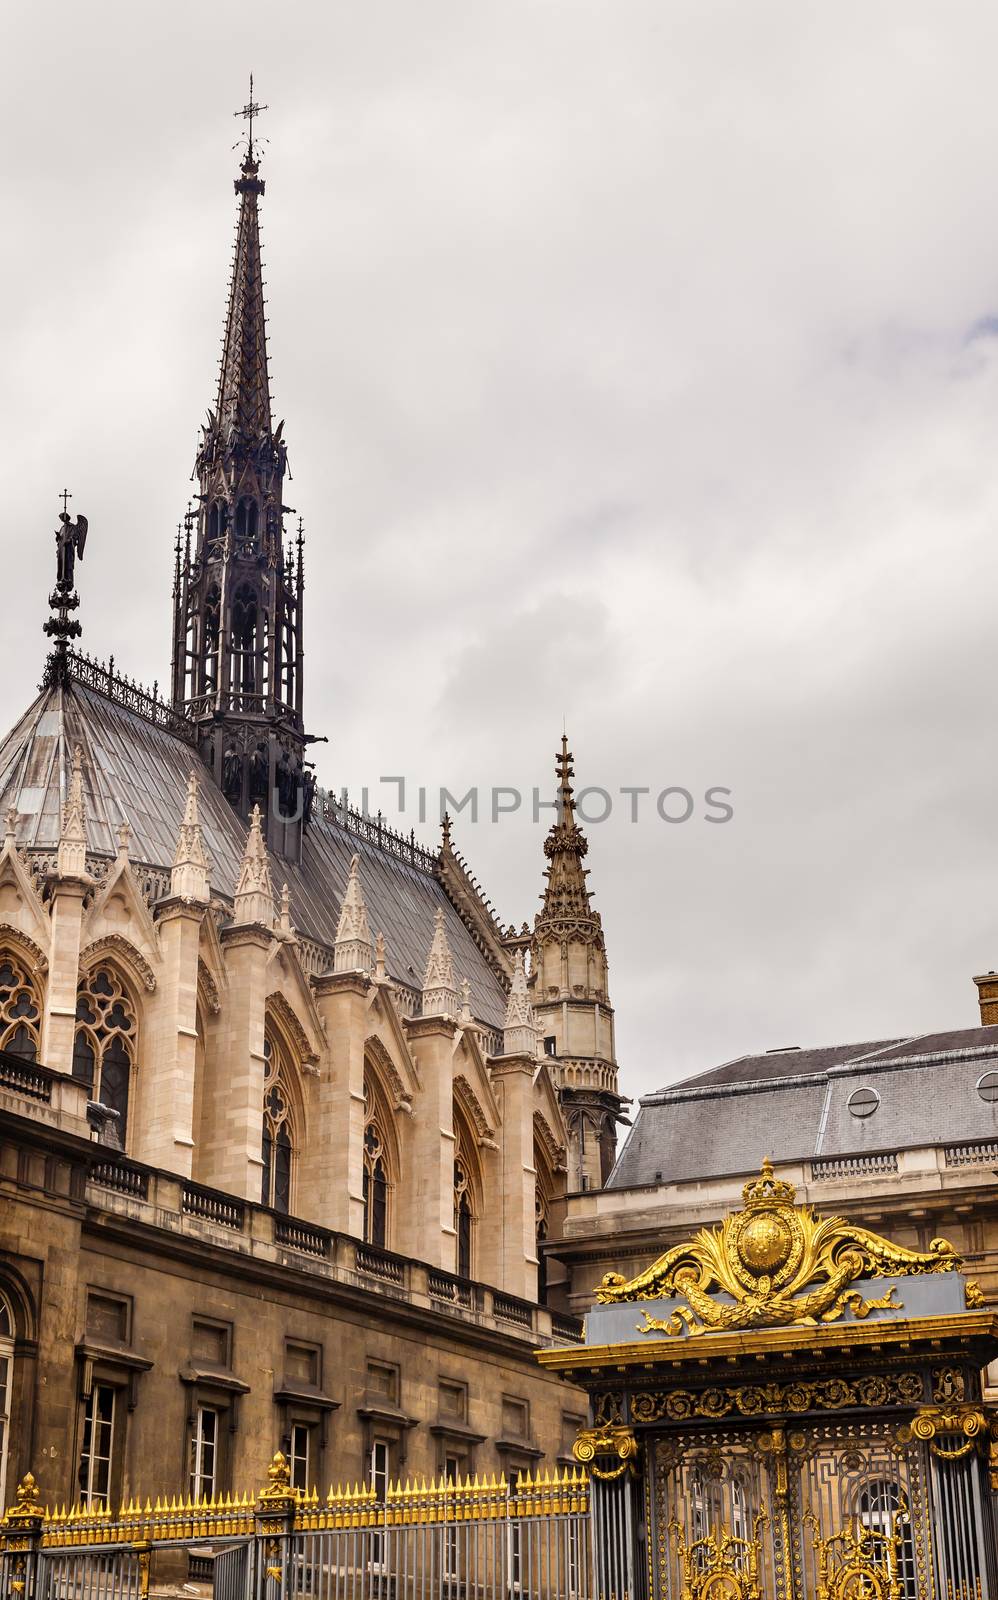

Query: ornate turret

[171,86,313,860]
[530,735,623,1190]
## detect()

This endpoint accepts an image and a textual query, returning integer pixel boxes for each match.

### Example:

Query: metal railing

[67,651,197,744]
[0,1456,593,1600]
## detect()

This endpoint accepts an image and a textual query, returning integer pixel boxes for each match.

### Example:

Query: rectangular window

[192,1319,230,1367]
[369,1438,390,1500]
[501,1396,528,1439]
[285,1342,319,1386]
[438,1380,467,1421]
[289,1423,310,1493]
[444,1454,460,1578]
[366,1361,398,1403]
[0,1348,10,1511]
[79,1383,115,1508]
[86,1293,130,1344]
[369,1439,390,1569]
[189,1405,218,1500]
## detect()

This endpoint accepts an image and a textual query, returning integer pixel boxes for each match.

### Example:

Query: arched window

[362,1073,394,1249]
[855,1479,917,1600]
[454,1157,473,1280]
[232,585,260,697]
[203,585,221,693]
[261,1034,298,1214]
[0,1291,14,1511]
[0,953,42,1061]
[74,968,136,1148]
[235,499,258,542]
[535,1183,549,1305]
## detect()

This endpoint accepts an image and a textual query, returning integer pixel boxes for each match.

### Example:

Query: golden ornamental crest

[595,1158,960,1337]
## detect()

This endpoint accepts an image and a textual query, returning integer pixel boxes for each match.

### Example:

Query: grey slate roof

[609,1029,998,1189]
[0,682,508,1029]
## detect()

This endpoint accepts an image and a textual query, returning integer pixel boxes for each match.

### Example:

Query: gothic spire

[234,804,275,926]
[171,771,210,903]
[538,734,596,924]
[503,950,537,1058]
[334,855,373,973]
[422,907,458,1017]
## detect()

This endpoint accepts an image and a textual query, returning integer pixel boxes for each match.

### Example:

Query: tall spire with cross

[171,83,311,862]
[530,733,623,1190]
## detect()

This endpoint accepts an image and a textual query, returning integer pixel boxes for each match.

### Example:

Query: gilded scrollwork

[595,1158,960,1338]
[630,1372,924,1426]
[572,1423,639,1480]
[804,1500,908,1600]
[906,1403,997,1462]
[668,1512,768,1600]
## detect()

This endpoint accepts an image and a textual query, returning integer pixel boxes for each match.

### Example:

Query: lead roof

[0,681,509,1029]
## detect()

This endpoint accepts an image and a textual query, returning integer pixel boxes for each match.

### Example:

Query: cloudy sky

[4,3,998,1098]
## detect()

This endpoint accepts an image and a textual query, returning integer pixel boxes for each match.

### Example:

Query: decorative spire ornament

[334,855,373,973]
[56,745,87,877]
[422,907,458,1017]
[278,883,294,937]
[503,950,537,1058]
[171,771,210,903]
[233,804,274,926]
[459,976,473,1026]
[43,493,89,688]
[374,930,387,981]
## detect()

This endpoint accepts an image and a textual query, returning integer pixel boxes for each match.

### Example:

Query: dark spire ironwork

[171,91,312,862]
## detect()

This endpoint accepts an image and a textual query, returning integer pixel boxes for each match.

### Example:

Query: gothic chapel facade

[0,122,623,1512]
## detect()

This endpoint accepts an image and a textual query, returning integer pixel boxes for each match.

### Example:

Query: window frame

[189,1403,220,1502]
[78,1381,116,1509]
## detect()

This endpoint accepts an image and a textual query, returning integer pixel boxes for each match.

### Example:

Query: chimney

[973,971,998,1025]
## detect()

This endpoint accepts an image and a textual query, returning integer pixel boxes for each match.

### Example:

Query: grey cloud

[4,1,998,1095]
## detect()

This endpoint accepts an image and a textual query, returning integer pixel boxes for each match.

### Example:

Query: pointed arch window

[73,967,136,1148]
[235,499,258,542]
[535,1183,549,1305]
[203,585,221,694]
[0,1291,15,1509]
[363,1120,389,1249]
[454,1158,473,1280]
[0,953,42,1062]
[261,1035,298,1214]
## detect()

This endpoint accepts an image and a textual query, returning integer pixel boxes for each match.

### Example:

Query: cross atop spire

[234,74,268,166]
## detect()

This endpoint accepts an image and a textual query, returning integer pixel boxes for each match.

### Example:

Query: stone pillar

[205,924,270,1199]
[403,1016,457,1270]
[40,875,86,1075]
[136,898,204,1175]
[490,1054,538,1300]
[309,970,370,1235]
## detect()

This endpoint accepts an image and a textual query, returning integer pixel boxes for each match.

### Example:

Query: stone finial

[3,806,16,851]
[278,883,294,937]
[57,744,87,877]
[116,819,131,859]
[422,906,458,1017]
[374,930,387,981]
[441,811,452,852]
[233,803,274,927]
[334,855,373,973]
[171,770,210,904]
[503,949,537,1057]
[459,976,473,1025]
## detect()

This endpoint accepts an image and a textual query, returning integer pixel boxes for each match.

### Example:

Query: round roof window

[847,1086,880,1118]
[977,1070,998,1103]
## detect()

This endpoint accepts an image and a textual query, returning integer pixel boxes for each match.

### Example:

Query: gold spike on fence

[2,1454,588,1553]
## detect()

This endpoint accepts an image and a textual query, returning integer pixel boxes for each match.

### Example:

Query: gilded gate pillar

[254,1451,298,1596]
[0,1473,44,1600]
